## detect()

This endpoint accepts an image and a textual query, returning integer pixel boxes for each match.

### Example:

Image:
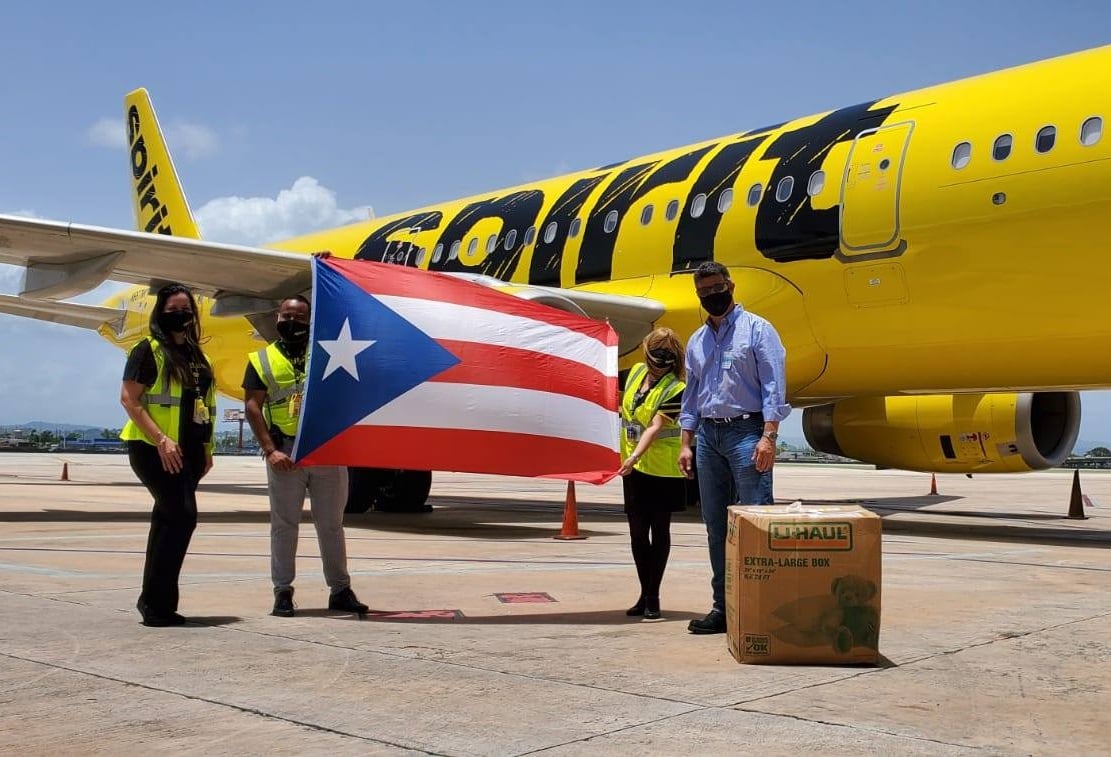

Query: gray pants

[267,443,351,595]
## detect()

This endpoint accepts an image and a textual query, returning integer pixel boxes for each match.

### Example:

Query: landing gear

[345,468,433,514]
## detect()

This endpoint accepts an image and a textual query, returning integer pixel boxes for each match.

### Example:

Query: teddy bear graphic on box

[769,575,880,654]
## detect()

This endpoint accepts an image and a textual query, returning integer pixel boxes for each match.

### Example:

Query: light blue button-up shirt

[679,305,791,432]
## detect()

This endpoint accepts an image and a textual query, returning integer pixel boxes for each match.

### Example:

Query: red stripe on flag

[430,340,617,409]
[299,426,619,484]
[323,257,618,345]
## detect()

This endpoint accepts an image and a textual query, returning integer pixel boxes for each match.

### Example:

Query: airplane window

[432,243,444,263]
[543,222,558,244]
[486,234,498,254]
[640,205,653,226]
[467,237,479,256]
[449,240,461,260]
[1035,125,1056,154]
[524,226,537,245]
[746,183,763,206]
[951,141,972,169]
[717,188,734,213]
[569,218,582,238]
[807,171,825,197]
[690,194,707,218]
[604,210,619,233]
[992,134,1012,161]
[665,199,680,221]
[504,229,517,249]
[1081,117,1103,146]
[775,176,794,202]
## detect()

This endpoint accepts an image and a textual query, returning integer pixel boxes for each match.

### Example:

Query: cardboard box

[725,504,882,665]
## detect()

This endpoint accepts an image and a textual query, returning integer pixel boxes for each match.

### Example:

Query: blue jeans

[696,418,774,612]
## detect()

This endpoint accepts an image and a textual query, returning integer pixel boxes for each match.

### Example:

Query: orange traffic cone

[1067,469,1087,520]
[553,481,587,540]
[928,474,937,495]
[60,462,69,482]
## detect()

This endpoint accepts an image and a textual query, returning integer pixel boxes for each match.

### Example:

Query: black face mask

[699,291,733,317]
[277,319,310,344]
[646,348,676,370]
[158,310,193,334]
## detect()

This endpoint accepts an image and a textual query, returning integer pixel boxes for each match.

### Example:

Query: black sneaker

[272,589,295,617]
[687,609,726,634]
[328,587,368,614]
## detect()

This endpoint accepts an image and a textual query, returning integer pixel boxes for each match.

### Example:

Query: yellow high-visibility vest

[247,342,305,437]
[620,362,685,477]
[120,337,216,454]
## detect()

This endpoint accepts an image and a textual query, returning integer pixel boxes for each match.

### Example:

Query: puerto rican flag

[292,257,620,483]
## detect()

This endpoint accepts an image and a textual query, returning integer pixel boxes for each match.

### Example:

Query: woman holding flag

[617,327,689,620]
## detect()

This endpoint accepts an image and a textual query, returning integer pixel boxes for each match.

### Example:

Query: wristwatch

[762,431,779,442]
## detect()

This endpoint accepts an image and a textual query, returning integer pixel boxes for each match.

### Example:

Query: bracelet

[156,434,169,446]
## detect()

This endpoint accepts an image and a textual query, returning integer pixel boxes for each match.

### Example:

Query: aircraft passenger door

[839,121,914,257]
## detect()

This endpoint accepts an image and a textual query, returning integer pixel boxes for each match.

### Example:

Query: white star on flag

[317,318,376,380]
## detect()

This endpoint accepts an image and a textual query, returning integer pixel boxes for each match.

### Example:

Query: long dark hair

[148,283,210,389]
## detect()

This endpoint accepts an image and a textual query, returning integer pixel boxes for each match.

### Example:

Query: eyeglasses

[695,282,729,297]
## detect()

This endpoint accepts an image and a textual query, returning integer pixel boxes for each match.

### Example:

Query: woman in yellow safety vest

[120,283,216,627]
[618,327,689,620]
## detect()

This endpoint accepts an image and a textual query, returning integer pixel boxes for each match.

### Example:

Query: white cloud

[86,117,220,159]
[169,122,220,159]
[195,176,371,246]
[87,118,126,149]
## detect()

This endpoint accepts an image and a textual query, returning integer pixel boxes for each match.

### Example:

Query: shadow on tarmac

[318,608,706,625]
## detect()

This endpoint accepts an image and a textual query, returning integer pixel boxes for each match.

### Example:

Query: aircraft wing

[0,214,311,310]
[0,294,125,331]
[0,214,665,348]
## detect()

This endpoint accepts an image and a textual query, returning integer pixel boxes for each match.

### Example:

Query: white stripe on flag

[358,382,620,450]
[376,295,615,374]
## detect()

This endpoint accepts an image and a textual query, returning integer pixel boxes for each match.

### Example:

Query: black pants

[128,441,203,615]
[622,469,684,601]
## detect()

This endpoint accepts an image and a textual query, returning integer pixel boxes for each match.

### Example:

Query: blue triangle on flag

[294,261,460,460]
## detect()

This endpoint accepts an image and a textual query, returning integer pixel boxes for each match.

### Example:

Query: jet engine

[802,392,1080,473]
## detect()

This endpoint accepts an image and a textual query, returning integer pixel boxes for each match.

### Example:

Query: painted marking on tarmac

[364,609,463,620]
[494,592,557,603]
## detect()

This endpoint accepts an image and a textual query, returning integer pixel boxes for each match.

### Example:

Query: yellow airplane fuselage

[99,45,1111,421]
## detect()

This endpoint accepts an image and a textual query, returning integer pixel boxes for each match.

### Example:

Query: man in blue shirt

[678,261,791,634]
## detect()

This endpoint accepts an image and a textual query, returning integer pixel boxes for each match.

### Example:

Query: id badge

[288,391,303,419]
[721,350,734,371]
[625,424,641,443]
[193,398,210,424]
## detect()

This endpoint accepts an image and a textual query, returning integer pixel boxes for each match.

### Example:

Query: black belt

[705,412,763,425]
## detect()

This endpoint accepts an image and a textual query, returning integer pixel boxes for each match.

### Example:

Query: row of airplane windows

[951,116,1103,169]
[397,116,1109,266]
[418,172,827,265]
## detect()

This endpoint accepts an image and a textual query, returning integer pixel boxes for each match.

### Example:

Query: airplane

[2,44,1108,513]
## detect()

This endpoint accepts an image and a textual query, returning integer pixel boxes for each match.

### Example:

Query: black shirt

[123,338,213,450]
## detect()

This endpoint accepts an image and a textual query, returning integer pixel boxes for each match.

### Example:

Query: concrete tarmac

[0,453,1108,755]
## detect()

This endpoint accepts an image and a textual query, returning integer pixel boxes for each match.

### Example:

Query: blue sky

[2,2,1111,445]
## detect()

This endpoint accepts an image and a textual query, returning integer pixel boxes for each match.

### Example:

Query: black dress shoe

[643,597,661,620]
[687,609,726,634]
[272,589,295,618]
[138,600,186,627]
[626,597,646,617]
[328,587,368,614]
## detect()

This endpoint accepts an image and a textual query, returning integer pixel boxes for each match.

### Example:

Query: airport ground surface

[0,453,1108,756]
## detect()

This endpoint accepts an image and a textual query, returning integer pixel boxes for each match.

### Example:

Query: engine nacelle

[802,392,1080,473]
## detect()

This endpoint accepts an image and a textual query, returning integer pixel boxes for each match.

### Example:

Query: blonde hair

[642,327,685,380]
